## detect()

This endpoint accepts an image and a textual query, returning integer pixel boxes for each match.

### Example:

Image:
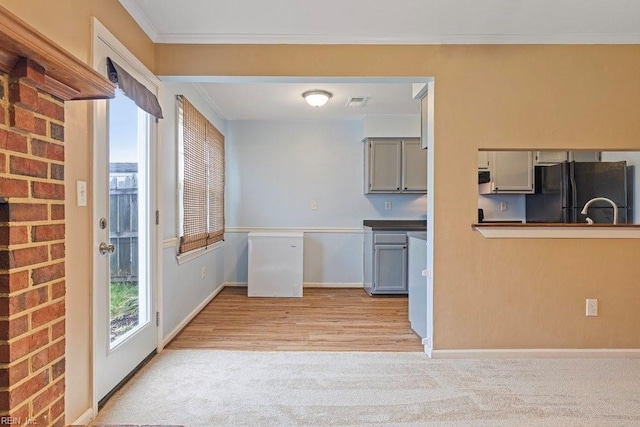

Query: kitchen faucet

[580,197,618,224]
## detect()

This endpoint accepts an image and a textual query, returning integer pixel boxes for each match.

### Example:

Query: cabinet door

[374,244,408,293]
[491,151,534,193]
[369,140,401,192]
[478,151,491,170]
[569,151,601,162]
[402,139,427,193]
[535,151,568,165]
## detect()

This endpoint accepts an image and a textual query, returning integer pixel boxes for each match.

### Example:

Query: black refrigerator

[525,161,632,224]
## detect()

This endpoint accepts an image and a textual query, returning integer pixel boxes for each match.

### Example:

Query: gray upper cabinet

[480,151,534,194]
[569,151,601,162]
[365,138,426,194]
[478,151,491,170]
[535,150,601,165]
[402,139,427,192]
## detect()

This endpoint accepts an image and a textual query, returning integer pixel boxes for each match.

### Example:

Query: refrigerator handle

[569,161,578,220]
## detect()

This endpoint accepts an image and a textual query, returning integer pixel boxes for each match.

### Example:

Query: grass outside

[110,281,140,341]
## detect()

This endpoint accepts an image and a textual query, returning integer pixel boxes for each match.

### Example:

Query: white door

[93,33,158,402]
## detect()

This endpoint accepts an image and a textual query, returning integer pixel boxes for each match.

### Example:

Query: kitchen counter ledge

[473,223,640,239]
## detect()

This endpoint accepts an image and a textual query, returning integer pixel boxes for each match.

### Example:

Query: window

[177,95,225,254]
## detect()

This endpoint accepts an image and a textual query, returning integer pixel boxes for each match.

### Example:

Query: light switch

[77,181,87,207]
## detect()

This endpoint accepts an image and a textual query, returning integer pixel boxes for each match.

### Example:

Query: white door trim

[90,17,162,419]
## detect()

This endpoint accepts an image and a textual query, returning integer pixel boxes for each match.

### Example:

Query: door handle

[99,242,116,255]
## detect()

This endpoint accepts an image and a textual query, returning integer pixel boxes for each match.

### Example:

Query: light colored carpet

[92,350,640,426]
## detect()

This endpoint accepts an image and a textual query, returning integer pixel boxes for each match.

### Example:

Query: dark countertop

[363,219,427,231]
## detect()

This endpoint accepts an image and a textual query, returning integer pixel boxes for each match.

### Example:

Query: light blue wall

[159,82,227,340]
[226,120,427,228]
[225,119,427,285]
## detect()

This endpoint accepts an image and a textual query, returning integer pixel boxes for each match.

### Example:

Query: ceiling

[120,0,640,45]
[121,0,640,121]
[193,81,420,121]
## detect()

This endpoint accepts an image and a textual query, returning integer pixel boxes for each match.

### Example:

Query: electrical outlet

[201,266,206,279]
[310,200,318,210]
[500,201,508,211]
[586,298,598,316]
[384,201,392,210]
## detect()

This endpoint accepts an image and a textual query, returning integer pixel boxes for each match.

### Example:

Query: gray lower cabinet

[374,244,408,293]
[364,228,408,295]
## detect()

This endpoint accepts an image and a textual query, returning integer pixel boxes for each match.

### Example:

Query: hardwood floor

[167,287,424,352]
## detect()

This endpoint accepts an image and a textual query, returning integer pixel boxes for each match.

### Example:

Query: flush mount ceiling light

[302,90,332,107]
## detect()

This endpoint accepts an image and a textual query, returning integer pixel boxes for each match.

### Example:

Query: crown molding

[152,32,640,45]
[119,0,160,42]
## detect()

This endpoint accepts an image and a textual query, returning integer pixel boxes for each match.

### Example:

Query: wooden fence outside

[110,163,138,283]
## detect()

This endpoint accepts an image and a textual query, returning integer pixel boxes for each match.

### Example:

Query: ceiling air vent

[346,96,368,107]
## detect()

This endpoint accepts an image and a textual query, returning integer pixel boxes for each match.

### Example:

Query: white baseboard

[223,282,364,288]
[303,282,364,288]
[161,284,225,347]
[422,337,433,358]
[430,348,640,359]
[71,408,94,426]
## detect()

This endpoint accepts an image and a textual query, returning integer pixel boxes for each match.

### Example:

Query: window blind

[178,95,225,254]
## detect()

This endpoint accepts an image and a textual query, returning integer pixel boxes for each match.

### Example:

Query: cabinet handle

[404,187,408,190]
[397,187,400,190]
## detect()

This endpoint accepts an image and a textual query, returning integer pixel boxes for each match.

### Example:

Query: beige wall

[0,0,154,422]
[156,43,640,349]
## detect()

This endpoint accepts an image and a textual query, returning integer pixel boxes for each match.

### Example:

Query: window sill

[473,223,640,239]
[176,240,224,265]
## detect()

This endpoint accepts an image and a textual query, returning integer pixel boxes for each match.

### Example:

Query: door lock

[99,242,115,255]
[99,218,107,230]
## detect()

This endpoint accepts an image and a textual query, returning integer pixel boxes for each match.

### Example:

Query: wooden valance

[0,5,115,100]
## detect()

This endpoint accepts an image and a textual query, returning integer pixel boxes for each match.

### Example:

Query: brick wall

[0,59,66,427]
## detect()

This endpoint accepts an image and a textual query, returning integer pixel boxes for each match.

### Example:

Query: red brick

[31,300,65,328]
[9,104,35,133]
[51,358,64,380]
[2,287,48,316]
[33,379,64,417]
[31,139,64,161]
[0,358,29,387]
[50,163,64,181]
[8,369,49,408]
[0,128,28,153]
[0,225,29,245]
[11,58,46,87]
[0,315,28,339]
[0,271,30,293]
[31,181,65,200]
[1,244,49,269]
[34,116,46,136]
[31,262,64,285]
[0,177,29,197]
[47,338,64,361]
[37,97,64,122]
[50,204,64,220]
[9,81,38,110]
[0,333,31,363]
[51,319,64,340]
[50,123,64,141]
[0,152,5,173]
[29,328,50,352]
[51,395,65,423]
[50,243,64,260]
[8,401,29,420]
[51,280,65,299]
[10,155,48,178]
[0,203,48,222]
[32,224,65,242]
[31,345,50,372]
